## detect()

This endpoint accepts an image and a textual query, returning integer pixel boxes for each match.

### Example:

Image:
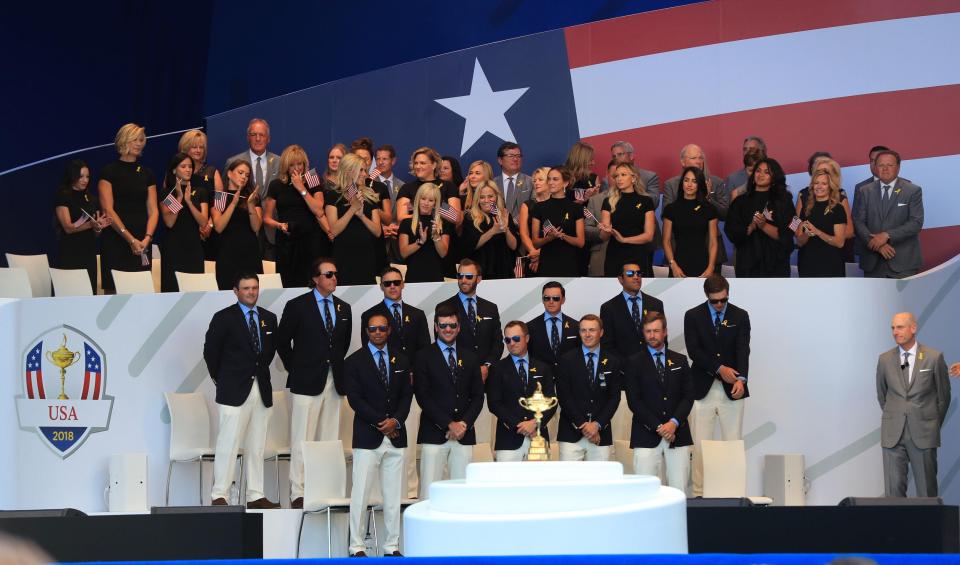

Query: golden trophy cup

[518,381,558,461]
[45,334,80,400]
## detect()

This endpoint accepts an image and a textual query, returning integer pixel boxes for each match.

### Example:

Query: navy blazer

[623,348,694,449]
[526,313,580,369]
[276,291,352,395]
[203,304,277,407]
[344,347,413,449]
[683,302,751,401]
[486,355,556,451]
[555,347,622,446]
[599,291,666,358]
[360,300,431,362]
[436,294,504,366]
[414,343,485,445]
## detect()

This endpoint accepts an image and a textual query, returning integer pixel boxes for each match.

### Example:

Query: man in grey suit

[851,145,889,258]
[877,312,950,497]
[494,142,533,220]
[853,150,924,278]
[661,144,729,218]
[724,135,766,192]
[225,118,281,259]
[606,141,660,200]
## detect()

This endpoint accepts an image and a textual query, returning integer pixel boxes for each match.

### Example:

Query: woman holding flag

[159,153,208,292]
[326,153,382,285]
[211,159,263,290]
[460,182,517,279]
[531,166,585,277]
[54,159,110,290]
[398,182,451,283]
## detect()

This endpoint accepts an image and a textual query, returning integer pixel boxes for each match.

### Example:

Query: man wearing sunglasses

[526,281,580,371]
[599,260,666,357]
[414,303,485,498]
[277,257,353,509]
[436,258,503,381]
[344,314,413,557]
[361,266,430,361]
[683,274,750,497]
[487,321,557,462]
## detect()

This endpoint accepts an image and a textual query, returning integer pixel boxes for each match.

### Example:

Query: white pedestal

[403,461,687,556]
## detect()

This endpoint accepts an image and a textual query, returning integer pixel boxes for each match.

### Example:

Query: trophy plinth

[518,381,558,462]
[45,334,80,400]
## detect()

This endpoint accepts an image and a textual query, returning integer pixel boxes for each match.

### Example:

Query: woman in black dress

[440,156,465,192]
[396,147,462,224]
[724,158,795,278]
[212,160,263,290]
[99,123,159,293]
[795,156,854,255]
[324,143,347,191]
[458,160,494,214]
[564,141,600,204]
[178,129,222,259]
[326,153,382,286]
[159,153,208,291]
[262,145,330,288]
[54,160,110,289]
[796,168,847,277]
[599,162,656,277]
[531,166,585,277]
[352,138,392,273]
[461,182,517,279]
[398,182,451,283]
[662,166,719,278]
[518,166,551,274]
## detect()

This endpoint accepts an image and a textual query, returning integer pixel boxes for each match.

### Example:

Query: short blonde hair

[114,123,146,156]
[177,129,208,161]
[278,144,310,184]
[411,182,443,234]
[409,147,442,179]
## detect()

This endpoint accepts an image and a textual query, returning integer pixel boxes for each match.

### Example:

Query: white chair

[652,266,669,278]
[264,390,291,501]
[95,255,103,295]
[442,277,457,283]
[0,268,33,298]
[49,268,93,297]
[151,258,162,292]
[720,264,736,278]
[5,254,51,297]
[701,439,771,504]
[472,442,493,463]
[614,439,633,473]
[297,440,353,558]
[175,272,219,292]
[112,270,155,294]
[204,260,217,274]
[259,273,283,289]
[262,260,276,274]
[389,263,408,279]
[163,392,240,505]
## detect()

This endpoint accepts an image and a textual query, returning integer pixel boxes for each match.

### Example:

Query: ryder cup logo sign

[15,326,114,458]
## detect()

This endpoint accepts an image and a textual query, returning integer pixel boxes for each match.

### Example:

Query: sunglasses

[709,297,729,305]
[456,273,476,280]
[317,271,338,279]
[542,296,562,302]
[381,279,402,288]
[622,270,641,278]
[503,335,523,344]
[437,322,459,330]
[366,325,389,333]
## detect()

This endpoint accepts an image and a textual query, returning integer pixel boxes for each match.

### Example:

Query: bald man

[661,144,729,216]
[877,313,950,497]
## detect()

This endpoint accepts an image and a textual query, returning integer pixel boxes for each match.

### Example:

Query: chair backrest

[49,268,93,297]
[259,273,283,290]
[151,258,162,292]
[204,260,217,274]
[164,392,212,460]
[472,442,494,463]
[614,439,633,473]
[264,390,290,458]
[389,263,408,279]
[702,439,747,498]
[303,440,347,503]
[720,264,736,279]
[175,272,219,292]
[652,266,669,278]
[152,244,161,261]
[5,254,51,297]
[0,268,33,298]
[261,260,277,274]
[112,270,155,294]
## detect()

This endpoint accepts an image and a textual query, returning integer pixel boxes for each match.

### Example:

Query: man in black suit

[556,314,622,461]
[624,312,694,493]
[599,260,666,358]
[684,274,750,497]
[276,257,353,509]
[361,266,431,361]
[487,321,557,462]
[526,281,580,371]
[414,303,485,498]
[345,314,413,558]
[203,272,280,509]
[435,258,503,381]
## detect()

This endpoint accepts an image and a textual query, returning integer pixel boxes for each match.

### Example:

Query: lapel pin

[458,359,463,367]
[601,358,608,366]
[405,315,410,322]
[667,358,674,366]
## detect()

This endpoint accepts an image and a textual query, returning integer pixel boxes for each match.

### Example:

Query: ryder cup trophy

[518,382,558,461]
[46,334,80,400]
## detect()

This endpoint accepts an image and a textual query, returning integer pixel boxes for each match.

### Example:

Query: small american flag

[514,256,526,278]
[345,183,359,202]
[489,203,500,217]
[213,190,230,212]
[573,188,586,201]
[304,168,321,188]
[438,201,459,223]
[582,206,598,223]
[369,168,382,181]
[71,211,90,229]
[162,189,183,214]
[762,207,774,222]
[788,216,802,232]
[543,218,557,236]
[140,252,150,266]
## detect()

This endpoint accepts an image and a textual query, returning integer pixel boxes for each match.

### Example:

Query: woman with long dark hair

[54,159,110,289]
[531,166,585,276]
[724,158,795,277]
[159,152,208,291]
[212,160,263,290]
[662,166,719,278]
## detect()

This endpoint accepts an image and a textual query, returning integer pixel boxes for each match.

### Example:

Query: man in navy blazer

[599,260,666,358]
[526,281,580,370]
[276,257,353,508]
[203,272,280,509]
[345,314,413,557]
[360,266,430,362]
[435,258,504,381]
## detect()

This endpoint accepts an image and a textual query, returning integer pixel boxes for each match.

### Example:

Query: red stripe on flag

[93,372,102,400]
[81,371,91,400]
[564,0,960,68]
[579,85,960,178]
[36,372,45,399]
[920,226,960,272]
[25,372,34,399]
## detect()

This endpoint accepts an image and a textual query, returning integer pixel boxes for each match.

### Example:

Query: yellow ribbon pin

[564,213,569,220]
[667,358,674,366]
[694,205,701,211]
[530,367,537,373]
[721,319,729,327]
[564,321,570,329]
[601,358,608,366]
[204,175,209,182]
[918,351,924,360]
[136,166,142,173]
[636,202,642,209]
[260,319,266,328]
[458,359,463,367]
[405,315,411,322]
[391,357,396,364]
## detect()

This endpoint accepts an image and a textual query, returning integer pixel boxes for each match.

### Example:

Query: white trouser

[691,379,745,496]
[559,437,612,461]
[633,438,691,494]
[211,384,272,502]
[495,436,531,462]
[289,370,341,499]
[349,437,405,554]
[419,440,473,499]
[403,399,421,499]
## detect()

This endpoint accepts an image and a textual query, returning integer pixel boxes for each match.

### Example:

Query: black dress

[602,191,656,277]
[460,213,517,279]
[330,192,379,286]
[797,199,847,278]
[398,215,451,283]
[99,160,156,292]
[192,164,219,261]
[566,173,598,201]
[399,179,460,276]
[662,197,718,277]
[267,179,328,288]
[160,186,208,292]
[54,188,98,289]
[724,189,795,278]
[216,197,263,290]
[532,197,583,277]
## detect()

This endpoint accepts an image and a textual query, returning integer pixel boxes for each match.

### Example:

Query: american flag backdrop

[24,342,45,399]
[80,342,102,400]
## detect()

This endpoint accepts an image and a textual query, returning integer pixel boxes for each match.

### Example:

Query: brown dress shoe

[349,551,367,557]
[246,497,281,509]
[290,497,304,509]
[211,498,228,506]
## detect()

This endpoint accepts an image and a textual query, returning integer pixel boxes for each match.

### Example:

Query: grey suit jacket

[495,173,534,219]
[661,173,730,219]
[639,168,660,202]
[225,150,280,242]
[876,344,950,449]
[853,178,924,274]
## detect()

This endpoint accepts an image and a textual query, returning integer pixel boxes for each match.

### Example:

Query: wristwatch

[299,190,307,196]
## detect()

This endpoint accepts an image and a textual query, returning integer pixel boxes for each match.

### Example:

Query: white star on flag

[434,58,529,155]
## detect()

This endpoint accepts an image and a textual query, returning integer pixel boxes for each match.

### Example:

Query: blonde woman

[98,123,158,293]
[398,182,451,282]
[518,166,552,273]
[396,147,461,223]
[599,162,656,277]
[178,129,222,250]
[564,141,599,203]
[796,168,847,277]
[796,156,854,244]
[326,153,382,285]
[459,160,495,211]
[460,181,518,279]
[324,143,348,189]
